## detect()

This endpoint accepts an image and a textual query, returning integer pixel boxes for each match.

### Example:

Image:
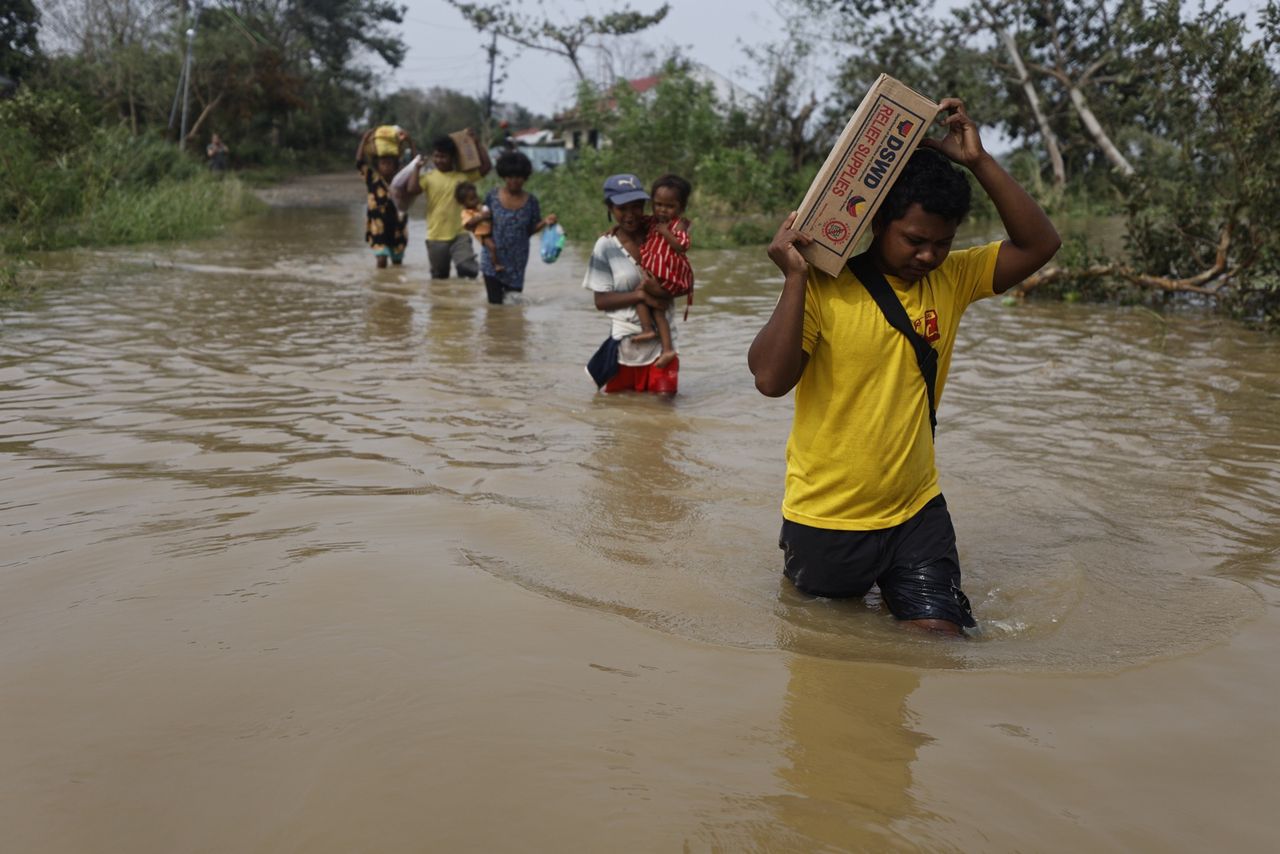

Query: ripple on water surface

[2,188,1274,671]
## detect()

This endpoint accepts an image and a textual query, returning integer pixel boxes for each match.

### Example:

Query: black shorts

[779,494,976,628]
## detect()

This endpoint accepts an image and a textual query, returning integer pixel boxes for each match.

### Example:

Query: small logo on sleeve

[915,309,940,342]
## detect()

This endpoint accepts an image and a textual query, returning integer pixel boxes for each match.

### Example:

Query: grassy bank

[0,91,264,267]
[2,175,263,256]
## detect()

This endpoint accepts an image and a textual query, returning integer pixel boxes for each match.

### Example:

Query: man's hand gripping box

[795,75,938,276]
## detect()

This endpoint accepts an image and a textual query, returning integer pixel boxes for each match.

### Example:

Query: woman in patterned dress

[470,151,557,304]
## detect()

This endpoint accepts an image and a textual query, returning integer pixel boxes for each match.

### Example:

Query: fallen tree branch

[1014,227,1237,297]
[1015,262,1232,297]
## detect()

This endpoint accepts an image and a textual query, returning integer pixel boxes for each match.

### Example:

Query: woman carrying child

[468,150,557,305]
[356,127,412,268]
[582,173,679,395]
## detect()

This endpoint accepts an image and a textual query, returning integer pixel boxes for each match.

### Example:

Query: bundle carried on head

[368,125,406,159]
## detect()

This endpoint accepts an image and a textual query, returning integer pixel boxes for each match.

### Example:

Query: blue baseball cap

[603,173,649,206]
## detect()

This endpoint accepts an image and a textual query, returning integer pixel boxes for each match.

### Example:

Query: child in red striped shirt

[635,174,694,369]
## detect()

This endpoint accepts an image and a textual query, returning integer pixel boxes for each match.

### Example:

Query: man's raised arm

[749,213,813,397]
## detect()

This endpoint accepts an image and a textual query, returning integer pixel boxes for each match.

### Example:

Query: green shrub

[0,88,260,252]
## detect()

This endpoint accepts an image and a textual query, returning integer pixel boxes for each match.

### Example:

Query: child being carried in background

[457,182,501,272]
[634,174,694,369]
[356,126,412,268]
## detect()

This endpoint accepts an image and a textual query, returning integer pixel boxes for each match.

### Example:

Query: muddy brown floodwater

[2,173,1277,852]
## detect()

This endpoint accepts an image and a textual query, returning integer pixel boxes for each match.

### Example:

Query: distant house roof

[513,128,555,145]
[553,65,756,125]
[626,75,661,95]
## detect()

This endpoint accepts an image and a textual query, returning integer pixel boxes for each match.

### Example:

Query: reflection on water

[768,656,926,849]
[3,176,1276,674]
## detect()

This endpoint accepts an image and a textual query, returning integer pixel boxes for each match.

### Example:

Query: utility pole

[484,31,498,122]
[168,55,185,131]
[178,27,196,148]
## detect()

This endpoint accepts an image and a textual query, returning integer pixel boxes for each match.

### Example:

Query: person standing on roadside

[206,133,229,175]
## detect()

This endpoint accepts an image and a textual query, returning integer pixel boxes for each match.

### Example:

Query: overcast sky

[385,0,797,119]
[383,0,1269,122]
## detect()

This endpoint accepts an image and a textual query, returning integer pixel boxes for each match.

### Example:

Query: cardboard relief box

[449,130,482,172]
[795,75,939,276]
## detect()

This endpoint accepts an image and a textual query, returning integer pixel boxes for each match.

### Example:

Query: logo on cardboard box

[823,220,850,244]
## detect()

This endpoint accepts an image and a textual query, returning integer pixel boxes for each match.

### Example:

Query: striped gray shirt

[581,234,676,366]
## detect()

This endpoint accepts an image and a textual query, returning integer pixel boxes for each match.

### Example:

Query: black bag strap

[848,252,938,437]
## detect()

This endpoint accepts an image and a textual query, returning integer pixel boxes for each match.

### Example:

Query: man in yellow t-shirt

[748,98,1061,636]
[407,130,491,279]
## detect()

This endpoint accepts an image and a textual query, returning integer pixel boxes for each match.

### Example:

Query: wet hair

[432,135,458,157]
[873,148,971,227]
[495,150,533,179]
[651,173,691,208]
[454,181,478,205]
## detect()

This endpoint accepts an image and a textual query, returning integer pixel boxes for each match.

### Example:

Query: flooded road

[3,174,1277,851]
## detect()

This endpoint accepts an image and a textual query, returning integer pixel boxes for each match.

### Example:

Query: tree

[1,0,42,84]
[369,86,487,145]
[742,37,822,173]
[1021,0,1138,176]
[285,0,406,80]
[445,1,669,83]
[1017,1,1280,324]
[32,1,406,153]
[36,0,175,131]
[951,1,1067,190]
[786,0,1010,158]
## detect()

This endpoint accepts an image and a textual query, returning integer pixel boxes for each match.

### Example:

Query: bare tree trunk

[997,27,1065,189]
[185,91,224,142]
[565,49,587,82]
[1066,84,1135,176]
[1032,0,1135,177]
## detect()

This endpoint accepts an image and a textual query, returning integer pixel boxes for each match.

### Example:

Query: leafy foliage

[0,0,42,83]
[1118,1,1280,323]
[537,65,802,247]
[0,90,257,252]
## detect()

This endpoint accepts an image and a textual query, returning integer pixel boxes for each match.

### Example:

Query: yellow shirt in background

[419,168,481,242]
[783,241,1002,530]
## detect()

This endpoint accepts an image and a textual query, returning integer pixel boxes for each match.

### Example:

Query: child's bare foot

[633,329,657,342]
[655,349,677,368]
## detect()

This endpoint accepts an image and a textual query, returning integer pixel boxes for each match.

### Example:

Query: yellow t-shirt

[783,241,1002,530]
[419,168,482,241]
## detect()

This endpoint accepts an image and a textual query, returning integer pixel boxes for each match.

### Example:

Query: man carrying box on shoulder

[405,128,492,279]
[748,98,1061,636]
